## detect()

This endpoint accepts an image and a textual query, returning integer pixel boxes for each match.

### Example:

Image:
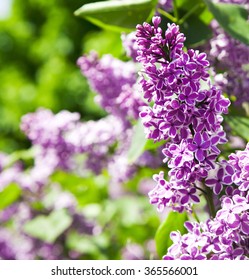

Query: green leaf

[174,0,213,46]
[0,183,21,210]
[204,0,249,45]
[84,30,123,57]
[155,211,188,258]
[74,0,157,32]
[225,115,249,141]
[127,119,147,164]
[23,209,72,243]
[144,139,166,151]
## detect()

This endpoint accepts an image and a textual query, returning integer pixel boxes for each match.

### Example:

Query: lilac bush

[1,0,249,261]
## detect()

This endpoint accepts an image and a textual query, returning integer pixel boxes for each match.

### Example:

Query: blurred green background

[0,0,125,152]
[0,0,162,260]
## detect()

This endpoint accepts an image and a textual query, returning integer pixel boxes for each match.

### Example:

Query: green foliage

[51,171,108,207]
[0,183,21,211]
[0,0,105,152]
[175,0,213,46]
[155,211,188,258]
[204,0,249,45]
[23,209,73,243]
[74,0,158,32]
[66,231,109,259]
[83,30,124,57]
[225,116,249,141]
[127,120,148,164]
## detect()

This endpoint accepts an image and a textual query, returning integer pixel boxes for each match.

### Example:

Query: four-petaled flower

[188,132,210,162]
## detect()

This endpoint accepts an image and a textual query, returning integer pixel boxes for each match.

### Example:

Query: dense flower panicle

[19,108,160,195]
[21,108,125,176]
[204,142,249,197]
[77,52,144,121]
[136,17,230,212]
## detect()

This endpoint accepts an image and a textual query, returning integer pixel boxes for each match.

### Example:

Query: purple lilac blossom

[121,32,139,61]
[120,0,173,61]
[21,108,79,171]
[66,115,124,174]
[208,1,249,105]
[205,142,249,197]
[164,143,249,260]
[20,108,161,195]
[164,194,249,260]
[136,17,230,212]
[77,52,144,121]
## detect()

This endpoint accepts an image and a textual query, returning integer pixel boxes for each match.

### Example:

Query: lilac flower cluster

[77,49,166,189]
[164,142,249,260]
[164,194,249,260]
[204,139,249,199]
[77,52,144,121]
[121,0,173,61]
[136,17,230,213]
[66,115,124,174]
[21,108,80,171]
[208,1,249,105]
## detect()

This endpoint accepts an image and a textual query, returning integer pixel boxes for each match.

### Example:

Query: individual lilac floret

[77,52,144,121]
[164,193,249,260]
[136,16,230,212]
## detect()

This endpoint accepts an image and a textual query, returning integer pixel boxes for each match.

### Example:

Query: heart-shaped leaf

[74,0,158,32]
[24,209,72,243]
